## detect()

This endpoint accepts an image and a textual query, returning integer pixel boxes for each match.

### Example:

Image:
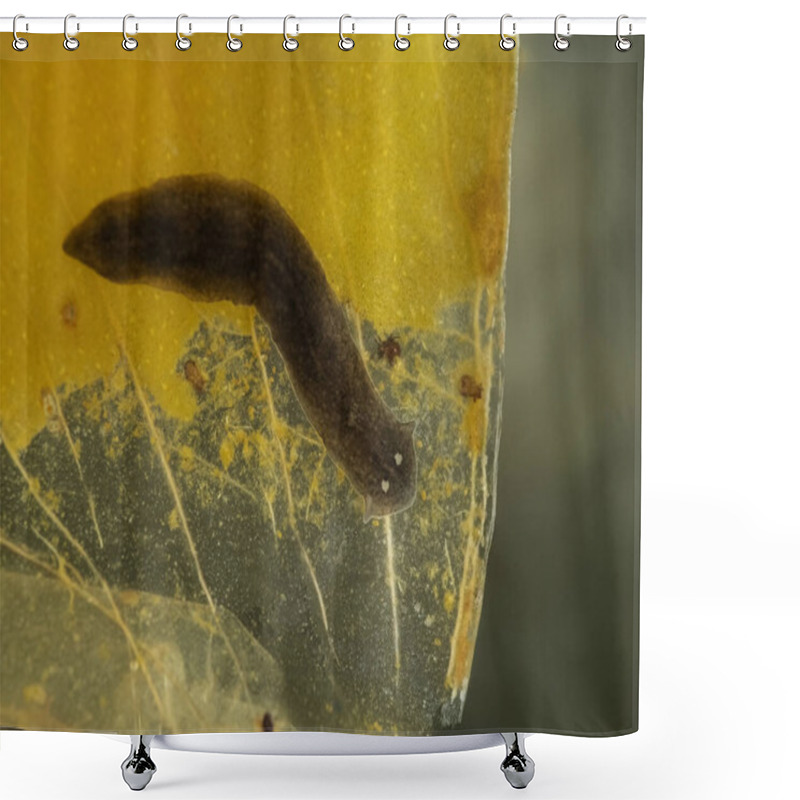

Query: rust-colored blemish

[460,64,516,280]
[459,374,483,402]
[183,360,206,395]
[375,333,402,367]
[60,300,78,328]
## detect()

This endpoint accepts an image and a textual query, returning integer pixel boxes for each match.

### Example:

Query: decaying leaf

[0,572,288,733]
[0,35,518,734]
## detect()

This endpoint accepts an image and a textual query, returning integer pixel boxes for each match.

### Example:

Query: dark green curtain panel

[461,37,644,735]
[0,34,642,737]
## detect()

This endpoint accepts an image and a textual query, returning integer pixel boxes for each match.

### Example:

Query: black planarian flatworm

[63,174,417,521]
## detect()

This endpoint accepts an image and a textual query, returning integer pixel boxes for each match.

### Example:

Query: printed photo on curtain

[0,27,643,751]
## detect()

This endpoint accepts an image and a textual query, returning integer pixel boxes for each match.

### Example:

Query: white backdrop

[1,1,798,798]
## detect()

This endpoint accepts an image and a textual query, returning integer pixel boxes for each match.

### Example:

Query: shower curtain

[0,31,643,738]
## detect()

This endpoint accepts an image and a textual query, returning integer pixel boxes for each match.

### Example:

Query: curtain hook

[122,14,138,51]
[616,15,632,51]
[63,13,79,51]
[553,14,570,51]
[283,15,299,51]
[12,14,29,51]
[339,14,355,51]
[176,14,191,50]
[394,15,410,51]
[499,14,516,51]
[443,14,460,51]
[227,15,243,51]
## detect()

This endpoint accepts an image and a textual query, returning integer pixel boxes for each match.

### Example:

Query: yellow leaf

[0,35,517,734]
[1,34,517,453]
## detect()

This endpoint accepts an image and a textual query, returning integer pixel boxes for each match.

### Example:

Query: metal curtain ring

[339,14,354,50]
[553,14,570,51]
[64,13,79,51]
[122,14,138,51]
[227,15,243,51]
[394,15,410,51]
[176,14,191,50]
[283,15,299,51]
[499,14,516,50]
[616,14,632,51]
[444,14,460,51]
[12,14,29,51]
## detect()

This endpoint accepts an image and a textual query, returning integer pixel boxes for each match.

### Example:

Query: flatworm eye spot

[381,479,390,493]
[394,452,403,466]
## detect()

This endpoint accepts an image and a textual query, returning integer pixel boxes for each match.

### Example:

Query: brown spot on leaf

[375,333,402,367]
[183,360,206,396]
[60,301,78,328]
[459,374,483,402]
